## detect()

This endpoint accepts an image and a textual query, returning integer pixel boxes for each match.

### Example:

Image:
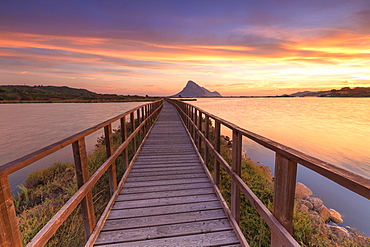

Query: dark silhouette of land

[0,85,159,103]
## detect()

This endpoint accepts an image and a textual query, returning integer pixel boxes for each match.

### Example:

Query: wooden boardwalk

[94,102,241,246]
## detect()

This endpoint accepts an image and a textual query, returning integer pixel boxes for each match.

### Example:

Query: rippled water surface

[0,102,146,190]
[191,97,370,235]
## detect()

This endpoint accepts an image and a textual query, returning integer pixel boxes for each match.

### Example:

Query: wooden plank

[113,194,219,209]
[130,166,204,174]
[120,182,212,194]
[133,161,201,166]
[123,177,210,187]
[128,168,204,177]
[109,200,223,219]
[126,173,207,182]
[102,209,228,231]
[116,187,215,201]
[95,230,239,247]
[0,176,22,247]
[95,219,233,245]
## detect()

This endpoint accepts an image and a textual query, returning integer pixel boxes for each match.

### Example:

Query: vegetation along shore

[0,85,159,103]
[13,119,369,246]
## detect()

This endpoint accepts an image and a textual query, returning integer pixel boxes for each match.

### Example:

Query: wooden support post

[130,112,137,153]
[189,106,193,138]
[231,130,242,224]
[104,124,117,195]
[72,138,96,241]
[204,115,210,166]
[198,111,202,151]
[272,153,297,246]
[120,117,129,168]
[214,120,221,186]
[193,108,197,142]
[0,176,22,247]
[145,105,149,132]
[186,105,190,129]
[141,107,145,135]
[136,109,141,143]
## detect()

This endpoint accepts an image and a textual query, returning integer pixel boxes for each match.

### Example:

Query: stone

[329,209,343,223]
[329,226,349,241]
[299,199,313,210]
[306,197,324,212]
[295,182,313,199]
[297,203,309,212]
[318,205,331,223]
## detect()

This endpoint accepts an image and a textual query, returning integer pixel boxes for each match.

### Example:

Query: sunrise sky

[1,0,370,96]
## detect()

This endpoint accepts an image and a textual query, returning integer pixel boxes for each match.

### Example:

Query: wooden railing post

[231,130,242,223]
[141,107,145,135]
[198,111,202,151]
[193,108,197,141]
[0,176,22,247]
[272,153,297,246]
[72,138,96,241]
[104,124,117,195]
[130,112,137,153]
[120,116,129,168]
[214,120,221,186]
[136,109,141,143]
[204,115,210,166]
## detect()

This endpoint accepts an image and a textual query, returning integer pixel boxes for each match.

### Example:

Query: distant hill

[172,80,221,97]
[0,85,158,102]
[288,87,370,97]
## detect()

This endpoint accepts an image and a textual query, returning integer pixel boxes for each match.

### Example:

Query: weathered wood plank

[95,230,239,247]
[95,219,233,245]
[109,200,223,219]
[116,187,215,201]
[120,182,212,194]
[113,194,219,209]
[129,166,204,174]
[126,173,207,182]
[102,209,228,231]
[123,177,210,187]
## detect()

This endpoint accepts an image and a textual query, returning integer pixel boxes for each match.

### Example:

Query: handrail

[0,99,163,247]
[166,98,370,246]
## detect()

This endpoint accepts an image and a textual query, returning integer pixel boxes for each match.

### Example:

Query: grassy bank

[14,126,133,246]
[214,136,369,246]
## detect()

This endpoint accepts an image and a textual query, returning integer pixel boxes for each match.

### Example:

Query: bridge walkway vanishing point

[93,102,243,246]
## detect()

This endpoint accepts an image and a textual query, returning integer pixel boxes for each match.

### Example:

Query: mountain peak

[172,80,221,97]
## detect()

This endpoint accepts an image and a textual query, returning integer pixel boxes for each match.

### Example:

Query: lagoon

[0,102,146,191]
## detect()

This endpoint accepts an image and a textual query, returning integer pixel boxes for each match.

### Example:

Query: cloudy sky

[1,0,369,96]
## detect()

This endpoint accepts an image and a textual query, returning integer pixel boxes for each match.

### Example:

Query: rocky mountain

[172,80,221,97]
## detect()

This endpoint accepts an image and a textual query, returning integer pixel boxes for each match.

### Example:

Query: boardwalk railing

[0,99,163,247]
[167,98,370,246]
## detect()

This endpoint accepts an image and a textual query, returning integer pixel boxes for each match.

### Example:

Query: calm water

[191,97,370,236]
[0,102,146,191]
